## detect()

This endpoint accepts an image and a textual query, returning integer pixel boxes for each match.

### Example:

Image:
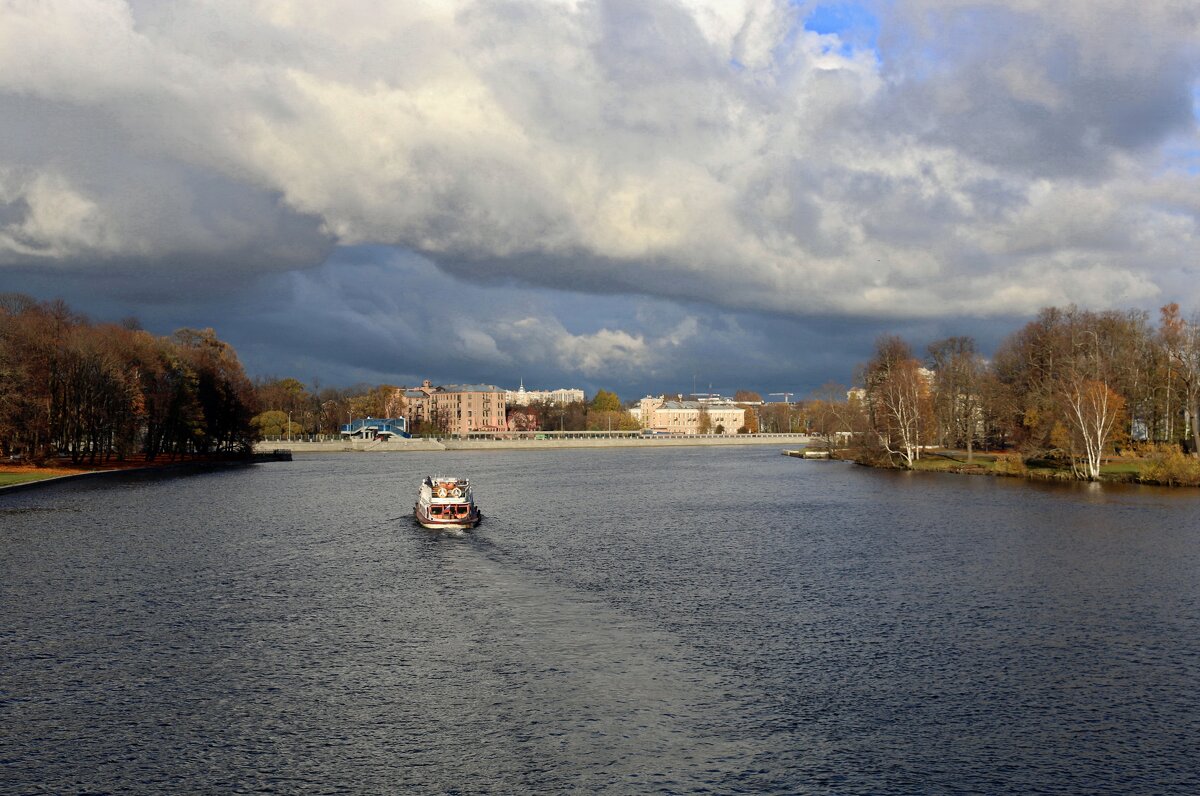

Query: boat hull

[413,503,481,530]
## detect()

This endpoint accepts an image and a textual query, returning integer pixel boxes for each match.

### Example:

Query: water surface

[3,449,1199,793]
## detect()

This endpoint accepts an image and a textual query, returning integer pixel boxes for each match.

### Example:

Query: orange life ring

[451,487,462,497]
[437,486,447,497]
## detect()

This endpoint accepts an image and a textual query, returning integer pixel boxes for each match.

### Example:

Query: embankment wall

[257,435,812,453]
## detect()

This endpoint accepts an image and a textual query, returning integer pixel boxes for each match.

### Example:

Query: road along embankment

[256,434,812,454]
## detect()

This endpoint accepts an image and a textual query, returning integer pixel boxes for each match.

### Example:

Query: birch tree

[864,337,931,468]
[1054,316,1127,480]
[874,358,929,468]
[1061,379,1125,480]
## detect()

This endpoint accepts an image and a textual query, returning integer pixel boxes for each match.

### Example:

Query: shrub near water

[1140,447,1200,487]
[993,453,1028,477]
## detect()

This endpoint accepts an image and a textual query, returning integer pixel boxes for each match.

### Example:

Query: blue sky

[803,1,879,53]
[2,0,1198,400]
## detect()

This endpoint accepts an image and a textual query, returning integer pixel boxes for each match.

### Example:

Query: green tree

[586,409,641,431]
[347,384,404,420]
[590,389,621,413]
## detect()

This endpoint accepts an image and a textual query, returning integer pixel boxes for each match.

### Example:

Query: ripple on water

[2,449,1200,793]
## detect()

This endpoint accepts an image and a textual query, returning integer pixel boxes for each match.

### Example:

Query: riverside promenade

[255,432,812,453]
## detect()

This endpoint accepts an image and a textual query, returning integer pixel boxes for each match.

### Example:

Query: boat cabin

[427,503,472,519]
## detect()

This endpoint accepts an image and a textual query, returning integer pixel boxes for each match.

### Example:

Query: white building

[505,382,585,406]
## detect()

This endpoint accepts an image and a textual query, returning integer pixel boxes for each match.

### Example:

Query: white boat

[414,475,481,529]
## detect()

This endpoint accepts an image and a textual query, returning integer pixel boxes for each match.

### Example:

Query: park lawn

[1100,459,1144,476]
[910,451,1147,481]
[912,457,980,472]
[0,470,72,487]
[911,452,1000,472]
[0,462,84,487]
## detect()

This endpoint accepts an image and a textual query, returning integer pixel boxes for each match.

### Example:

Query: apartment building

[430,384,508,436]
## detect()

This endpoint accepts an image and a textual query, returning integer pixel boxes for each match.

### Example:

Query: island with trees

[810,303,1200,486]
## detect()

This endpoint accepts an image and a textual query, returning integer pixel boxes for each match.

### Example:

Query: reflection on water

[3,449,1200,793]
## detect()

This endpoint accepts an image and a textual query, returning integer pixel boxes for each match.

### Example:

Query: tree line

[804,304,1200,481]
[1,294,258,463]
[249,382,644,437]
[249,378,407,438]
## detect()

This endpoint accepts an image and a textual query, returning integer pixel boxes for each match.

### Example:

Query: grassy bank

[1,453,261,491]
[0,464,80,487]
[828,448,1200,487]
[909,451,1142,481]
[1,472,66,487]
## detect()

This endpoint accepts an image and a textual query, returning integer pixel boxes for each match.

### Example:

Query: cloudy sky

[2,0,1198,398]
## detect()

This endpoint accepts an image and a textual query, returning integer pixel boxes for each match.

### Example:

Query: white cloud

[1,0,1198,317]
[500,316,653,377]
[0,170,117,259]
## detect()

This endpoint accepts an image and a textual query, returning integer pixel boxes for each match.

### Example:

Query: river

[3,448,1200,793]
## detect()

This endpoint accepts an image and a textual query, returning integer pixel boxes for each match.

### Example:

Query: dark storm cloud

[8,245,1026,399]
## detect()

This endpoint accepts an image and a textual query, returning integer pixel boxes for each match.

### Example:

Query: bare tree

[1060,378,1125,480]
[807,383,855,455]
[928,336,985,461]
[874,359,930,468]
[1050,315,1127,479]
[1160,303,1200,455]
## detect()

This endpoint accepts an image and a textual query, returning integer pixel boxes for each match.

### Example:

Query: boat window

[430,506,442,515]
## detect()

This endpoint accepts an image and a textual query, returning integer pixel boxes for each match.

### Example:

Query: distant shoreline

[254,434,813,453]
[789,449,1200,489]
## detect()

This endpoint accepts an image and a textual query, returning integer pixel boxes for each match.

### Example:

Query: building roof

[508,384,584,392]
[438,384,506,393]
[659,400,741,410]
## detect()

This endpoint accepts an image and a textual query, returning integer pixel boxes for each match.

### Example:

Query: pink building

[429,384,507,436]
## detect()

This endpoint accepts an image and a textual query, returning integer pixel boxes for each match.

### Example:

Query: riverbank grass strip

[0,470,74,487]
[870,449,1178,484]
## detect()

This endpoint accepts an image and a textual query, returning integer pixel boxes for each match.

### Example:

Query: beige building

[430,384,507,436]
[639,396,744,435]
